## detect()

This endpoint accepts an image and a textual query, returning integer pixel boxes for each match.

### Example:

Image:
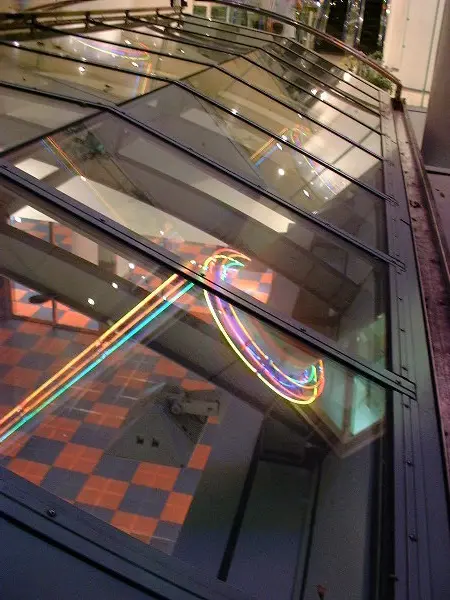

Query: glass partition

[0,194,387,600]
[8,110,387,365]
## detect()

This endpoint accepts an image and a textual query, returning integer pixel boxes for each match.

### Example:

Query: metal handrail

[192,0,402,100]
[1,6,172,18]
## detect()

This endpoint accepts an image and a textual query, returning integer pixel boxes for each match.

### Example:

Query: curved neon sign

[203,248,325,405]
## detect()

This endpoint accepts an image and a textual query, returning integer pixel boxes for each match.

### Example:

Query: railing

[191,0,402,100]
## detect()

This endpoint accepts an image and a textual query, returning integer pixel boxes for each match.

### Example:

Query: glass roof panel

[151,16,259,55]
[125,82,383,194]
[185,67,383,179]
[157,14,269,49]
[8,111,387,365]
[247,49,380,129]
[19,35,206,80]
[180,18,268,48]
[280,38,381,99]
[0,86,93,153]
[220,55,381,153]
[83,23,237,63]
[181,12,275,41]
[267,43,380,110]
[0,43,166,103]
[0,193,387,598]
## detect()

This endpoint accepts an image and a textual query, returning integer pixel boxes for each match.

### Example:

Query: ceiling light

[125,39,131,45]
[281,135,288,141]
[231,108,238,115]
[311,88,317,95]
[128,262,135,269]
[320,91,327,101]
[88,298,95,305]
[78,66,85,73]
[276,142,283,150]
[13,41,20,47]
[159,230,164,235]
[81,56,87,61]
[312,210,318,214]
[131,61,138,67]
[278,168,285,176]
[80,176,86,181]
[303,189,310,197]
[111,282,118,289]
[180,49,185,53]
[343,72,352,82]
[190,260,196,265]
[325,196,329,200]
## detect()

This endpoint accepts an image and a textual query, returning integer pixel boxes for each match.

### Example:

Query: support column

[422,0,450,168]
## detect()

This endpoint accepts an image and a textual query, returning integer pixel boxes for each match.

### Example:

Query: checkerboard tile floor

[2,216,275,551]
[0,317,220,552]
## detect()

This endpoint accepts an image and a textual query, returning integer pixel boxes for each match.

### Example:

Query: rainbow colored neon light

[203,249,324,405]
[0,249,325,443]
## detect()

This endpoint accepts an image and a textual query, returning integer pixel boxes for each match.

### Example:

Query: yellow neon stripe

[0,274,179,430]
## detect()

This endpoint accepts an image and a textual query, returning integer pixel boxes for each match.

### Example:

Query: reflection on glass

[9,110,387,364]
[0,87,92,152]
[183,12,274,40]
[211,6,228,22]
[177,18,269,48]
[0,43,166,102]
[0,200,387,600]
[268,43,380,109]
[186,67,383,185]
[221,55,382,153]
[85,24,235,64]
[128,84,383,198]
[248,49,381,130]
[21,35,205,80]
[281,38,381,99]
